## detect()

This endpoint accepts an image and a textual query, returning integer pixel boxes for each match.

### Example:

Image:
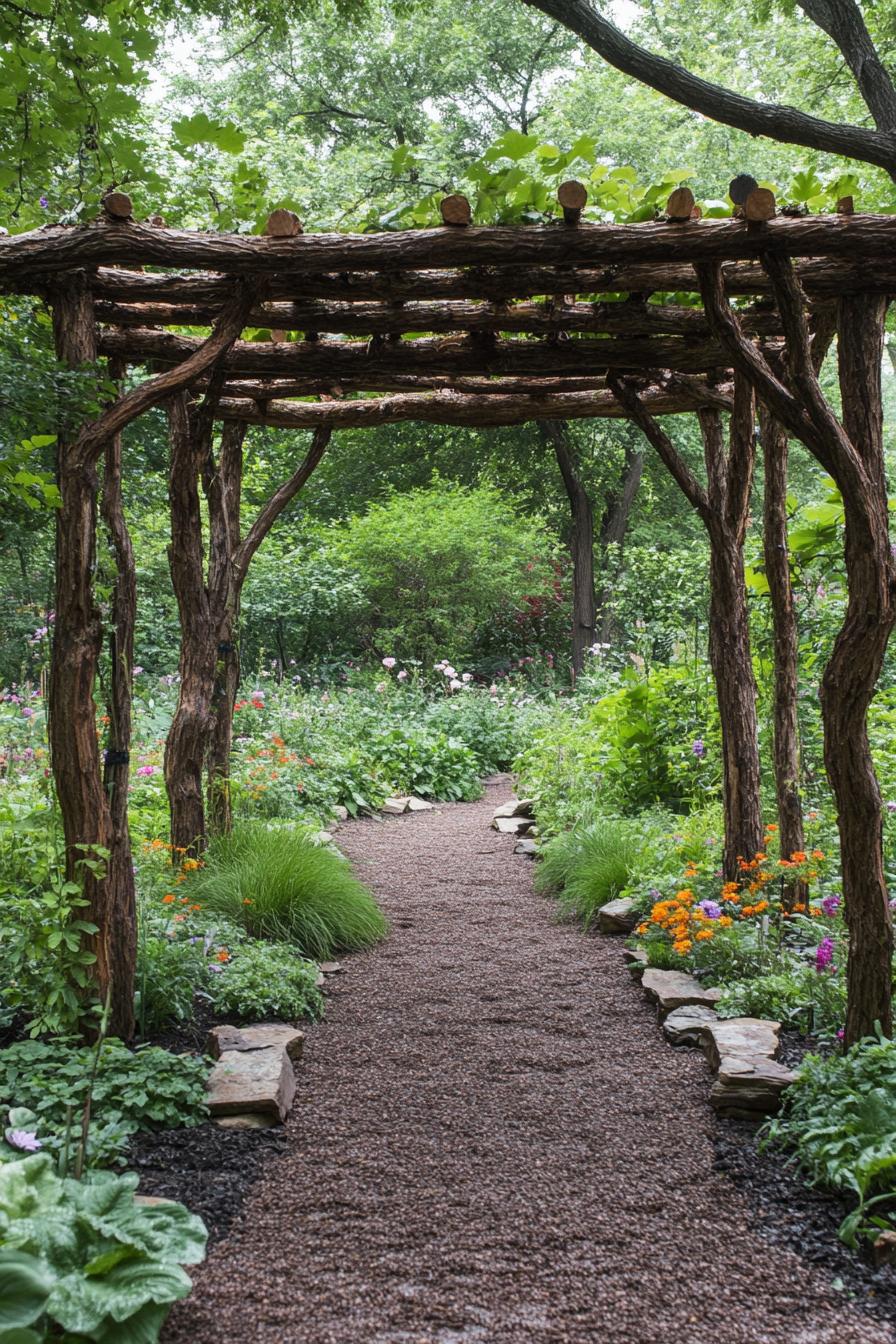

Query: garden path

[165,777,894,1344]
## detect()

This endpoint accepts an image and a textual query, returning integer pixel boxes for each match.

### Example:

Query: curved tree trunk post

[595,435,645,645]
[98,359,137,1038]
[206,421,247,836]
[700,387,764,879]
[824,294,894,1043]
[698,259,894,1042]
[610,373,763,879]
[49,275,119,1029]
[759,405,806,904]
[164,394,217,856]
[538,419,595,678]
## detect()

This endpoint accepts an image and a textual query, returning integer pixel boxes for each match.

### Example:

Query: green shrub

[334,482,560,668]
[0,1040,208,1168]
[209,941,324,1022]
[0,1153,205,1341]
[188,825,387,959]
[717,965,846,1035]
[764,1035,896,1246]
[535,816,645,928]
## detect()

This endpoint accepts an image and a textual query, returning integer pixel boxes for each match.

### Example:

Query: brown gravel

[164,778,894,1344]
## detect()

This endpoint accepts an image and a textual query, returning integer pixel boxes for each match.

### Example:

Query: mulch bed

[157,777,896,1344]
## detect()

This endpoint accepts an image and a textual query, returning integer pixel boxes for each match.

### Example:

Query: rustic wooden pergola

[2,182,894,1044]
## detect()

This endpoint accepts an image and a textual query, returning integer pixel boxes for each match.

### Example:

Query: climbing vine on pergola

[1,182,893,1046]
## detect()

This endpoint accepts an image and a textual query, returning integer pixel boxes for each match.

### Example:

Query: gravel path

[165,778,894,1344]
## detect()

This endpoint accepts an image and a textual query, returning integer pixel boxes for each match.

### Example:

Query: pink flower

[137,765,156,777]
[382,657,396,669]
[397,669,408,682]
[449,678,463,690]
[5,1128,41,1152]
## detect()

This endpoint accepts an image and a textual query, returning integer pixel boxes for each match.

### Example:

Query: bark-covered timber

[824,295,895,1043]
[3,215,896,284]
[700,255,895,1041]
[98,361,137,1039]
[97,328,739,379]
[538,421,596,678]
[611,374,762,878]
[204,373,737,400]
[205,421,246,838]
[759,406,806,904]
[86,258,896,306]
[209,383,734,431]
[164,394,219,856]
[45,280,256,1032]
[48,276,120,1031]
[92,297,786,339]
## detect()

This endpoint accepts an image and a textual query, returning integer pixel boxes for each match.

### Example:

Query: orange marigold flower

[753,900,769,914]
[718,916,733,927]
[162,894,175,904]
[811,849,825,861]
[810,906,822,917]
[765,823,778,833]
[790,851,807,864]
[792,902,807,914]
[216,948,230,962]
[181,857,201,872]
[190,903,202,911]
[242,898,253,905]
[636,923,649,935]
[672,939,692,955]
[695,929,714,941]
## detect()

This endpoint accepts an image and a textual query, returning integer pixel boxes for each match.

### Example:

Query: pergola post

[50,275,133,1037]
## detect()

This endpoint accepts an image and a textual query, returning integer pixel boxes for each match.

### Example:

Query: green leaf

[172,113,246,155]
[0,1251,52,1329]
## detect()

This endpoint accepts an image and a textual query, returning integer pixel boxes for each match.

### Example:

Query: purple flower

[815,936,835,973]
[136,764,155,777]
[821,895,841,918]
[39,195,48,209]
[21,707,33,718]
[692,738,705,759]
[698,900,722,920]
[6,1128,41,1152]
[888,801,896,814]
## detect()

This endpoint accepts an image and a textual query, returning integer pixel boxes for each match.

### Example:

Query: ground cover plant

[0,1153,206,1341]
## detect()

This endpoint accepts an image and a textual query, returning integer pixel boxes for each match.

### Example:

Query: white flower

[444,666,457,678]
[449,678,463,690]
[461,672,472,683]
[382,657,396,669]
[489,684,498,694]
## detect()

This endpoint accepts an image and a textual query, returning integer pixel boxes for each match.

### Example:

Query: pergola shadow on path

[1,182,893,1044]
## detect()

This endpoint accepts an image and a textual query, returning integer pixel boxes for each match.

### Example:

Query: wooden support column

[49,275,122,1033]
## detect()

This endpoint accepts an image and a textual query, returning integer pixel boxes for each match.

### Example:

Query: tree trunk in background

[538,419,595,678]
[759,406,806,902]
[164,394,216,856]
[707,524,765,879]
[596,439,645,645]
[823,295,894,1043]
[49,277,131,1036]
[206,421,246,836]
[98,363,137,1039]
[700,396,764,879]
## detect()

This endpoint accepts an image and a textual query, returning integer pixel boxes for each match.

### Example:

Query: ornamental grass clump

[535,817,643,928]
[187,825,387,959]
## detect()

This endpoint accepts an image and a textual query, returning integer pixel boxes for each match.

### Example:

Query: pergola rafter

[3,184,893,1045]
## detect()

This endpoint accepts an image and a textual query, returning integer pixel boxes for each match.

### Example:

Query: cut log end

[729,174,759,207]
[102,192,133,222]
[744,188,776,223]
[264,209,303,239]
[666,187,696,222]
[439,194,472,227]
[557,180,588,225]
[836,195,855,216]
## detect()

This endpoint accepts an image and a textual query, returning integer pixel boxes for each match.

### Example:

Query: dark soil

[131,1123,289,1244]
[163,778,896,1344]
